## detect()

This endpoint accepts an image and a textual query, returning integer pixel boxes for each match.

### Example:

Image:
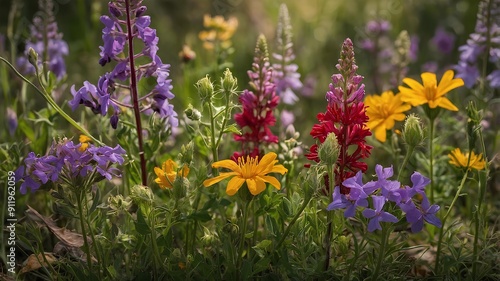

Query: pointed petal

[270,164,288,175]
[246,178,267,195]
[437,97,459,111]
[256,152,278,174]
[421,72,437,88]
[259,175,281,190]
[203,172,238,187]
[226,176,245,196]
[212,159,241,173]
[437,70,464,96]
[402,77,424,92]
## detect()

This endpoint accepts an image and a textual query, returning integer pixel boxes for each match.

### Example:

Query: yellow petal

[203,172,238,187]
[162,159,177,173]
[402,78,424,92]
[154,167,164,178]
[437,70,464,96]
[374,126,387,142]
[270,164,288,175]
[226,176,245,196]
[421,72,437,89]
[246,178,267,195]
[259,175,281,190]
[437,97,459,111]
[256,152,278,175]
[212,159,241,173]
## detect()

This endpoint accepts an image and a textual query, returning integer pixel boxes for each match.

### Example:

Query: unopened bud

[318,133,340,166]
[221,68,237,94]
[135,6,147,17]
[402,114,424,147]
[108,2,122,17]
[179,141,194,165]
[196,75,214,104]
[184,104,201,121]
[28,48,39,70]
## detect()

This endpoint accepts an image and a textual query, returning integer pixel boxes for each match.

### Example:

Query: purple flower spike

[362,195,399,232]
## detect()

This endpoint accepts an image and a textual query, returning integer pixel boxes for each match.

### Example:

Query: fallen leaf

[19,253,57,274]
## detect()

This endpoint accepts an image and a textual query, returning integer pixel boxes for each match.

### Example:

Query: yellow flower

[448,148,486,170]
[203,152,288,196]
[78,134,92,152]
[199,14,238,50]
[365,91,411,142]
[398,70,464,111]
[154,159,190,189]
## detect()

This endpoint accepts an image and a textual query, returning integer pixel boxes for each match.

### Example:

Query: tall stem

[324,163,335,271]
[237,199,251,269]
[125,0,147,186]
[428,117,435,203]
[76,191,93,270]
[397,146,415,182]
[372,225,389,279]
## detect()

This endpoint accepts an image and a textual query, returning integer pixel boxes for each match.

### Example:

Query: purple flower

[454,62,480,88]
[403,195,441,233]
[362,195,399,232]
[16,138,126,194]
[272,4,302,105]
[280,110,295,128]
[432,28,455,54]
[327,186,367,218]
[487,70,500,88]
[7,107,18,136]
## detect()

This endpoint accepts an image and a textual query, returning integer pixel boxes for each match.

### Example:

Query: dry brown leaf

[26,205,86,248]
[19,253,57,274]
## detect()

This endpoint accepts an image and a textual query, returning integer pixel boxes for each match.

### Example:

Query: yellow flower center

[424,85,437,101]
[238,156,259,178]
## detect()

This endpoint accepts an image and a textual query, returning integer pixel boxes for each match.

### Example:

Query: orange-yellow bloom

[398,70,464,111]
[78,135,92,152]
[203,152,288,196]
[448,148,486,170]
[154,159,190,189]
[365,91,411,142]
[199,14,238,50]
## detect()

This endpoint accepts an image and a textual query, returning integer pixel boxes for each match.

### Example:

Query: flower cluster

[365,90,411,142]
[199,14,238,50]
[455,0,500,88]
[272,4,302,105]
[233,35,279,159]
[327,165,442,232]
[203,152,287,196]
[69,0,178,129]
[16,136,126,194]
[306,38,372,194]
[17,0,68,80]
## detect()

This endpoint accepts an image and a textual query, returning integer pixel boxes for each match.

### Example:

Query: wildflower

[6,107,17,136]
[365,91,411,142]
[448,148,486,170]
[272,4,302,105]
[179,44,196,63]
[306,38,372,194]
[78,134,92,152]
[398,70,464,111]
[199,14,238,50]
[154,159,190,190]
[431,28,456,54]
[17,0,68,79]
[362,195,399,232]
[454,0,500,89]
[233,35,279,159]
[203,152,287,196]
[401,194,441,233]
[70,0,178,128]
[16,138,125,194]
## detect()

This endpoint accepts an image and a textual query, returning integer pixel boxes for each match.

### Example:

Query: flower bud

[28,48,39,70]
[135,6,147,17]
[179,141,194,165]
[184,104,201,121]
[196,75,214,104]
[221,68,237,94]
[402,114,424,147]
[318,133,340,166]
[108,2,122,17]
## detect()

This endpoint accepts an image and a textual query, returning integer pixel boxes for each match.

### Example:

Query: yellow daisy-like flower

[365,91,412,142]
[78,134,92,152]
[199,14,238,50]
[154,159,190,189]
[398,70,464,111]
[203,152,288,196]
[448,148,486,170]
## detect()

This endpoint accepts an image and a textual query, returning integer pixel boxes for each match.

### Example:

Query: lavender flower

[70,0,178,128]
[327,164,442,233]
[16,137,126,194]
[7,107,18,136]
[362,196,399,232]
[272,4,302,105]
[17,0,68,80]
[432,28,456,54]
[455,0,500,89]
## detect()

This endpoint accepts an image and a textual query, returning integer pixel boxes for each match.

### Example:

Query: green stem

[397,146,415,182]
[76,190,93,270]
[207,103,219,171]
[237,199,252,269]
[429,117,435,203]
[372,225,389,279]
[273,193,312,252]
[0,56,103,145]
[324,163,336,271]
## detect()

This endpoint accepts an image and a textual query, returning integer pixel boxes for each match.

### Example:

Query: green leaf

[17,118,35,142]
[135,207,150,235]
[252,239,272,258]
[187,210,212,222]
[89,187,100,214]
[223,124,241,135]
